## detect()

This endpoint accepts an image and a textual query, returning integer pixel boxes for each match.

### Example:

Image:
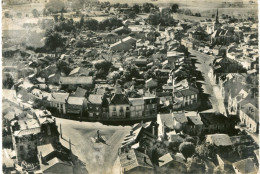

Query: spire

[215,8,219,24]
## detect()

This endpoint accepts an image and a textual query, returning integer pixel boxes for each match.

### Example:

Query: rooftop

[119,149,153,172]
[206,134,232,146]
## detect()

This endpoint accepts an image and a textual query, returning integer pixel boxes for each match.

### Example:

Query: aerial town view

[1,0,259,173]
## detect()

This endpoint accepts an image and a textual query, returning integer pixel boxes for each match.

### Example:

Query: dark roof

[119,149,153,172]
[230,135,254,145]
[199,112,229,126]
[110,94,130,105]
[175,86,199,97]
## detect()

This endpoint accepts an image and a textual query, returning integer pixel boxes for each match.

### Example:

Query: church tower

[213,8,221,31]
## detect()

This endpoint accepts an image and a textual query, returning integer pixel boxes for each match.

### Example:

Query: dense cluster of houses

[2,1,259,173]
[2,92,76,173]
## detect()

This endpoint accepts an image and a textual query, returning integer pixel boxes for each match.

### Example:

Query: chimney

[144,156,147,163]
[130,130,133,135]
[54,118,56,125]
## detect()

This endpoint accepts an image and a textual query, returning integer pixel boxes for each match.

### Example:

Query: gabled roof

[110,94,130,105]
[240,103,259,122]
[37,144,55,158]
[159,153,186,167]
[157,114,174,129]
[173,112,188,124]
[74,87,87,97]
[119,149,153,172]
[50,93,69,103]
[87,94,103,104]
[40,157,72,172]
[59,76,93,85]
[206,134,232,146]
[232,158,257,174]
[69,67,80,76]
[67,97,85,105]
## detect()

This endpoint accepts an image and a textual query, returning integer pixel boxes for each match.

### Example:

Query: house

[158,153,186,174]
[119,149,154,174]
[172,112,188,131]
[110,36,136,52]
[109,94,130,119]
[59,76,94,88]
[49,93,70,114]
[206,134,232,147]
[200,112,235,134]
[84,94,109,118]
[65,96,85,115]
[181,37,199,50]
[184,111,204,136]
[157,113,174,139]
[11,114,59,163]
[74,87,87,97]
[68,67,90,77]
[174,85,199,108]
[232,158,257,174]
[129,98,144,119]
[39,157,73,174]
[239,103,259,133]
[145,78,158,89]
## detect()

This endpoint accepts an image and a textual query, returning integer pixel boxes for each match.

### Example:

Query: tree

[171,4,179,13]
[187,156,206,174]
[79,15,84,28]
[132,4,140,13]
[85,19,99,31]
[185,137,196,144]
[45,0,65,14]
[127,11,136,19]
[56,60,71,75]
[75,40,84,48]
[179,142,195,158]
[32,9,39,17]
[3,73,14,89]
[44,29,64,52]
[143,3,154,13]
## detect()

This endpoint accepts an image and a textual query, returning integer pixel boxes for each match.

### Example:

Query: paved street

[55,117,131,174]
[190,50,226,115]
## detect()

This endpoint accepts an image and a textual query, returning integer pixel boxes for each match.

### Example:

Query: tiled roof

[40,157,72,172]
[158,114,174,129]
[59,76,93,85]
[206,134,232,146]
[173,112,188,124]
[110,94,130,105]
[50,93,69,103]
[37,144,55,158]
[88,94,103,104]
[67,97,85,105]
[232,158,257,174]
[74,87,87,97]
[119,149,153,172]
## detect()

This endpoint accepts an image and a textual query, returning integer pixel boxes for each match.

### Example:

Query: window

[119,112,124,117]
[191,95,194,99]
[96,107,99,110]
[20,146,23,151]
[112,112,117,117]
[89,105,93,109]
[113,107,116,111]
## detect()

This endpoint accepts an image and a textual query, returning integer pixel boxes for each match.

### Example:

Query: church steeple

[215,8,219,24]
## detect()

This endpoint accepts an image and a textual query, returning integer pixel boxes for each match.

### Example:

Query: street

[55,117,131,174]
[190,50,227,115]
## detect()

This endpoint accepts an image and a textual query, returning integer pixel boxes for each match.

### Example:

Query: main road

[189,49,226,115]
[55,117,131,174]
